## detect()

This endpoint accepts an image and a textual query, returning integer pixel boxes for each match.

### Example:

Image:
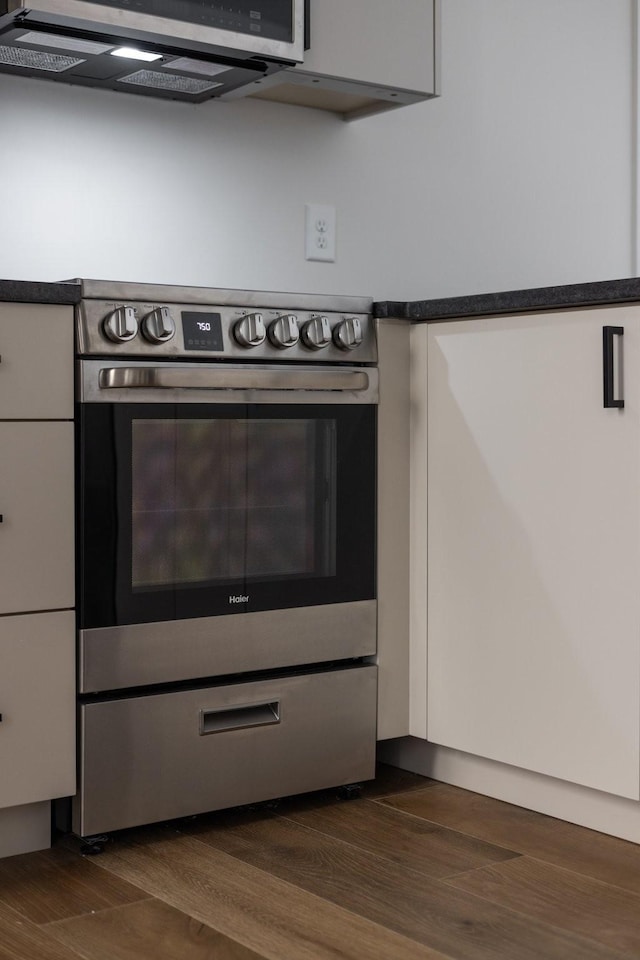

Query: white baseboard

[377,737,640,844]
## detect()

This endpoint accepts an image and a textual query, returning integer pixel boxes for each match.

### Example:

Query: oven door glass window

[131,416,336,588]
[80,402,375,627]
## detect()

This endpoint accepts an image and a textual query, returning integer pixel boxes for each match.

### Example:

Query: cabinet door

[0,422,74,613]
[303,0,436,94]
[0,611,75,809]
[425,307,640,799]
[250,0,438,119]
[0,304,73,420]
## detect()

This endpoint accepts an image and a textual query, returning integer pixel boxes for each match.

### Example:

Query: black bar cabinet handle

[603,326,624,409]
[304,0,311,50]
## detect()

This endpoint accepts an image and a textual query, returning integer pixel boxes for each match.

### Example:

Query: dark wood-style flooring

[1,765,640,959]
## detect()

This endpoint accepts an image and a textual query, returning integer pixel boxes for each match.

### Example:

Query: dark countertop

[373,277,640,321]
[5,275,640,317]
[0,279,81,305]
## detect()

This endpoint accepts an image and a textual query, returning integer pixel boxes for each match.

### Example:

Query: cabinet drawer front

[0,611,76,810]
[0,423,74,613]
[75,665,377,836]
[0,304,73,419]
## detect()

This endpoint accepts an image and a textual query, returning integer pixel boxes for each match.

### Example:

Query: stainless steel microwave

[0,0,306,101]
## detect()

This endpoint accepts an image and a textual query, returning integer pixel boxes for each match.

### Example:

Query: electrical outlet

[305,203,336,262]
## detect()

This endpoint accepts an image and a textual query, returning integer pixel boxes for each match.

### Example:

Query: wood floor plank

[445,855,640,955]
[273,794,519,878]
[0,846,148,924]
[48,897,268,960]
[93,834,446,960]
[360,763,436,799]
[380,784,640,895]
[190,806,629,960]
[0,900,86,960]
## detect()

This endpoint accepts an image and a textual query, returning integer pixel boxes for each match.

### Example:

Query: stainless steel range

[72,280,378,840]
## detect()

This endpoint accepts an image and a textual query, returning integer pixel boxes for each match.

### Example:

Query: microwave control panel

[89,0,295,42]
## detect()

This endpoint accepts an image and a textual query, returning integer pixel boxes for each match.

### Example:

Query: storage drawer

[74,664,377,836]
[0,611,76,810]
[0,422,74,613]
[0,304,73,419]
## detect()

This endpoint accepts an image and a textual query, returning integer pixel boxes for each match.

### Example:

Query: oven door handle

[98,366,371,392]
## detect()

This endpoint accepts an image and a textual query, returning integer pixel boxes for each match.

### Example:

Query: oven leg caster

[80,835,108,856]
[337,783,362,801]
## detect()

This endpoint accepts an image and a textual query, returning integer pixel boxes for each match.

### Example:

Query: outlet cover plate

[305,203,336,262]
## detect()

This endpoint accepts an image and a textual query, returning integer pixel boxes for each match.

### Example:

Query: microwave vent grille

[16,31,114,56]
[117,69,222,95]
[0,44,85,72]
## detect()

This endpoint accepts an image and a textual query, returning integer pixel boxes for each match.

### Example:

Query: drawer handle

[603,326,624,408]
[199,700,280,736]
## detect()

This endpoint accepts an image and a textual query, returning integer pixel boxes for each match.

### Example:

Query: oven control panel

[78,299,377,364]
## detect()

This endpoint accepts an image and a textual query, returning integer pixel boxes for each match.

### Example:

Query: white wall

[0,0,634,300]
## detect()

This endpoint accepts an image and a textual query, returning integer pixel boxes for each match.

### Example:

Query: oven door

[78,364,376,615]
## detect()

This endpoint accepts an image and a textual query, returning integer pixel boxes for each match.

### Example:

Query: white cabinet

[0,304,73,419]
[0,303,75,819]
[0,423,74,614]
[420,306,640,800]
[0,612,75,809]
[241,0,439,120]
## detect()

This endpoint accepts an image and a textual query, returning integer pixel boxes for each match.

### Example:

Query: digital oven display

[182,312,224,351]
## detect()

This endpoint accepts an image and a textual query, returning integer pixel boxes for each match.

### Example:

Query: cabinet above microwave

[233,0,440,121]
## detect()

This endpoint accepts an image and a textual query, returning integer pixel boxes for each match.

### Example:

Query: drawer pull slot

[199,700,280,736]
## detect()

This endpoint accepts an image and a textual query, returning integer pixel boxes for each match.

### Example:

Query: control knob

[234,313,266,348]
[333,316,364,352]
[103,305,138,343]
[141,306,175,343]
[268,315,299,349]
[301,314,332,351]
